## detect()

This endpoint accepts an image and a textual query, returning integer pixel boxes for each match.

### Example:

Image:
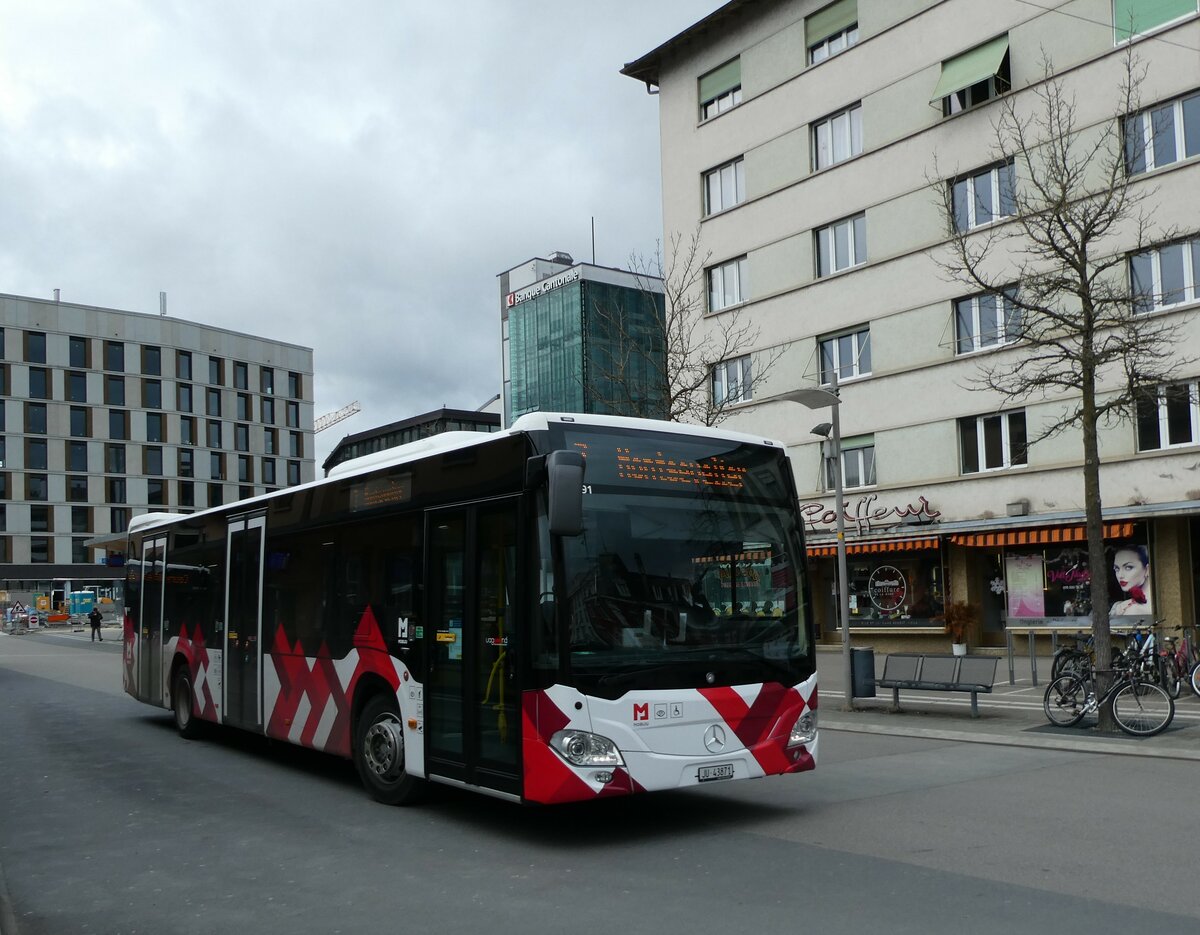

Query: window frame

[811,103,863,171]
[711,354,753,406]
[1136,381,1199,450]
[707,255,749,312]
[959,410,1029,473]
[816,213,867,277]
[954,288,1022,354]
[818,326,872,384]
[1130,237,1200,313]
[951,161,1017,232]
[703,156,746,216]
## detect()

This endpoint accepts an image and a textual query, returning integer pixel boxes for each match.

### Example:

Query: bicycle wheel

[1111,680,1174,737]
[1190,660,1200,699]
[1161,656,1182,700]
[1044,675,1088,727]
[1051,650,1088,680]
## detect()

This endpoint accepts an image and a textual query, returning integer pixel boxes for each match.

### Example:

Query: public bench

[876,653,999,718]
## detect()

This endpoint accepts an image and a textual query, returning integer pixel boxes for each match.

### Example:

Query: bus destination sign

[571,440,747,491]
[349,473,413,513]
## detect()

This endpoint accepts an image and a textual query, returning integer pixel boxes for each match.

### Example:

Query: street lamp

[778,374,854,709]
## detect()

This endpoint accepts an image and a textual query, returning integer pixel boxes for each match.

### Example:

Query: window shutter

[806,0,857,46]
[698,58,740,103]
[930,35,1010,103]
[1113,0,1197,41]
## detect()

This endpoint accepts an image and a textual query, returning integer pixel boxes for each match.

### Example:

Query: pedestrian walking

[88,606,104,642]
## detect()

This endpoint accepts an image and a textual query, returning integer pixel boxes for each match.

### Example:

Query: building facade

[321,406,500,475]
[499,253,666,427]
[1,292,315,601]
[624,0,1200,649]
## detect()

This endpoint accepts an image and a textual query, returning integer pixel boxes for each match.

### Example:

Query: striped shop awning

[949,521,1134,548]
[806,536,940,558]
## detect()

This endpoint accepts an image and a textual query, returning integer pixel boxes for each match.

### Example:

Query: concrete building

[1,292,315,603]
[498,253,666,427]
[322,405,501,476]
[624,0,1200,649]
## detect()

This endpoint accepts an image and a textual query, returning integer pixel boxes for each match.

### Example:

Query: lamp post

[779,375,854,709]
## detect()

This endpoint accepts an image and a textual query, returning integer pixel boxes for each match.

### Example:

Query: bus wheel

[172,666,202,739]
[354,694,422,805]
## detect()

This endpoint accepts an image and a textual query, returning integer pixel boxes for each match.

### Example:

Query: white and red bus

[119,412,818,805]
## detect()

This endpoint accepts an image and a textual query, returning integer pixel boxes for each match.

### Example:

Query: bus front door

[224,514,265,731]
[425,499,521,797]
[137,536,168,707]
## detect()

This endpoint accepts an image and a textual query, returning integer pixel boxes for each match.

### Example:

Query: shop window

[959,409,1027,472]
[844,552,943,625]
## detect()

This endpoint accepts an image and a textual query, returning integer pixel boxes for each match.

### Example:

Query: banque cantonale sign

[799,494,941,536]
[506,267,582,307]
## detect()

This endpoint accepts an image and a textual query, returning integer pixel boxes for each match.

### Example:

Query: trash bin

[851,646,876,698]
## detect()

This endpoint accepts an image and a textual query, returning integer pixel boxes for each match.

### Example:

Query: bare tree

[587,228,783,426]
[936,53,1190,730]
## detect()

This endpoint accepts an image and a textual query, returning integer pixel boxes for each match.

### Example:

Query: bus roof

[97,412,786,543]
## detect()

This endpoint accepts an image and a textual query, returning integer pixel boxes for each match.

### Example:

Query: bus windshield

[548,426,813,698]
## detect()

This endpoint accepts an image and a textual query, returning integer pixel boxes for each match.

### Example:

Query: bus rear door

[136,535,168,707]
[224,514,266,730]
[425,499,521,797]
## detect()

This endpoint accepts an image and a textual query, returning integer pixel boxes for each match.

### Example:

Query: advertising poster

[1005,553,1045,618]
[1107,542,1152,617]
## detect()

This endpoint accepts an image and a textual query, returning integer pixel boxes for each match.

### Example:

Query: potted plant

[940,601,978,656]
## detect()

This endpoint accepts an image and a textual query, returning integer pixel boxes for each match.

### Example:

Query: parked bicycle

[1122,623,1181,699]
[1043,662,1175,737]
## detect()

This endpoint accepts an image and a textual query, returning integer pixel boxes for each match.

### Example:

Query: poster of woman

[1108,543,1152,616]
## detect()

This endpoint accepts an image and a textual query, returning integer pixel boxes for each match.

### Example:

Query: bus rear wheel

[354,694,423,805]
[172,665,202,739]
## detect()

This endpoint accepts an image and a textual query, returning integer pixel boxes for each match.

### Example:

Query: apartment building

[1,292,315,597]
[624,0,1200,648]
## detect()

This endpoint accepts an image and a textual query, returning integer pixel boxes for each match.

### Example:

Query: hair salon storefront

[803,494,1198,654]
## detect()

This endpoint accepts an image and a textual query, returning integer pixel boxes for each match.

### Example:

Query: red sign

[633,703,649,721]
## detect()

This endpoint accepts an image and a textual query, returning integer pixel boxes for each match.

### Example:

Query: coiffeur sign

[799,494,940,535]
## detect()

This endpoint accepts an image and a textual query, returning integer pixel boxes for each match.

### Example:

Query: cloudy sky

[0,0,716,463]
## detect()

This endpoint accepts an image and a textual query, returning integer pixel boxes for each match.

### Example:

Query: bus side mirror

[546,450,585,537]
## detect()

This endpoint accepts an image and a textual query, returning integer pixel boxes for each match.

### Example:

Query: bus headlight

[787,710,817,748]
[550,730,625,768]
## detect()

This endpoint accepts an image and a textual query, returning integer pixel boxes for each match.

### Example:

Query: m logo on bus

[633,703,649,721]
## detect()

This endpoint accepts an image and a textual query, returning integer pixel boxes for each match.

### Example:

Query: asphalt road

[2,629,1196,935]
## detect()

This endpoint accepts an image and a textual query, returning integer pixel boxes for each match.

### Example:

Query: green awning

[806,0,857,46]
[699,58,740,103]
[930,35,1010,103]
[1114,0,1197,41]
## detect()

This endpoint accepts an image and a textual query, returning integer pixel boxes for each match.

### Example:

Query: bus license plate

[698,764,734,783]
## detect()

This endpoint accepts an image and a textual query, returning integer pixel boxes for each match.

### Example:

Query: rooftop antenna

[159,291,167,316]
[591,216,596,264]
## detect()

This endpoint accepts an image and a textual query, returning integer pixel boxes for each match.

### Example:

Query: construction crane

[314,400,362,434]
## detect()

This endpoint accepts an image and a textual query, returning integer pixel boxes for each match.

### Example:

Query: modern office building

[498,253,666,427]
[321,405,501,475]
[1,292,315,603]
[624,0,1200,649]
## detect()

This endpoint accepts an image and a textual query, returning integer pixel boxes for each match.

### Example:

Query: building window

[105,341,124,372]
[69,476,88,502]
[236,393,250,420]
[179,481,195,508]
[177,383,193,412]
[238,455,252,483]
[807,0,858,64]
[261,397,275,423]
[260,367,275,395]
[179,449,194,477]
[289,431,303,458]
[934,36,1011,116]
[30,505,52,532]
[707,256,749,311]
[812,103,862,170]
[28,367,50,399]
[262,458,276,485]
[30,537,51,563]
[24,331,46,363]
[105,443,126,474]
[180,416,196,446]
[703,157,745,215]
[206,420,222,448]
[110,508,130,534]
[288,371,301,398]
[206,387,221,416]
[951,161,1016,231]
[109,410,129,440]
[285,400,300,428]
[70,407,89,438]
[105,375,126,406]
[176,350,192,381]
[142,345,161,375]
[235,423,250,452]
[145,412,164,443]
[1130,237,1200,313]
[72,538,90,563]
[828,436,876,489]
[147,479,165,506]
[1124,91,1200,174]
[27,438,48,470]
[959,410,1028,473]
[144,446,163,476]
[211,451,225,480]
[27,473,48,500]
[1136,381,1198,449]
[72,506,90,534]
[264,428,278,455]
[26,402,47,434]
[816,213,867,276]
[107,477,126,503]
[143,379,162,409]
[287,461,301,486]
[712,354,753,406]
[233,361,248,390]
[69,336,88,368]
[208,483,223,507]
[68,440,88,472]
[1114,0,1198,42]
[819,327,871,384]
[699,57,741,119]
[68,371,87,402]
[955,289,1021,354]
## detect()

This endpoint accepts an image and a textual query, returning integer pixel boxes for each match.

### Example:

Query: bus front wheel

[354,694,423,805]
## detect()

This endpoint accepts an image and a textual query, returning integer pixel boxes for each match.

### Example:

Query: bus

[120,412,818,805]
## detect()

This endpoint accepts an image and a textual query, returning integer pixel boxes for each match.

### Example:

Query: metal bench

[876,653,999,718]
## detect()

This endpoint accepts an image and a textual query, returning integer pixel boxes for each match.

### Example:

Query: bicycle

[1118,623,1180,699]
[1043,663,1175,737]
[1051,632,1094,681]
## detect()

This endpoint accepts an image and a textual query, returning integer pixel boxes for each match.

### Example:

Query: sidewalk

[815,647,1200,761]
